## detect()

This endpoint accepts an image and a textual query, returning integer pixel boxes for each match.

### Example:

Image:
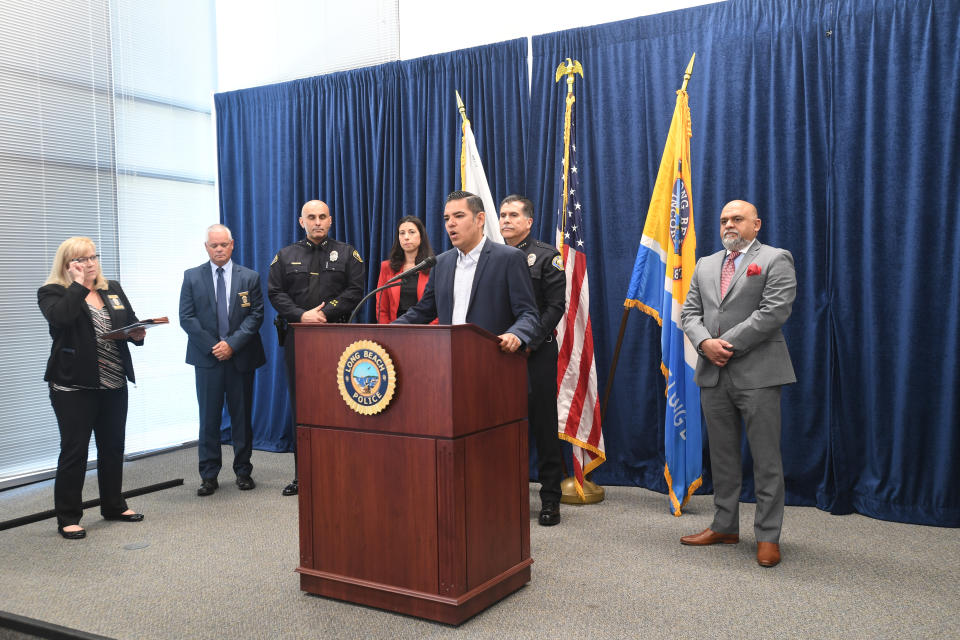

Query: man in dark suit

[499,194,566,526]
[180,224,266,497]
[680,200,797,568]
[394,191,539,352]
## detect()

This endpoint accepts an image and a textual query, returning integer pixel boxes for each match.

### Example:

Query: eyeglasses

[71,255,100,264]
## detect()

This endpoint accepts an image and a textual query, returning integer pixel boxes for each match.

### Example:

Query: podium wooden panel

[292,324,531,624]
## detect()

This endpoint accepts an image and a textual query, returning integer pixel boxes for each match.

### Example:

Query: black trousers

[283,334,298,479]
[195,360,255,480]
[49,387,129,527]
[528,338,563,504]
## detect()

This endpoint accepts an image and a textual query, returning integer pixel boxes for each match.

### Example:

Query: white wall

[215,0,400,92]
[399,0,720,60]
[216,0,721,91]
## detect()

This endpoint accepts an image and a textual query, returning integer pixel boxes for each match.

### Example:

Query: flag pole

[554,58,582,262]
[603,53,697,421]
[456,90,468,189]
[455,89,468,124]
[554,58,603,505]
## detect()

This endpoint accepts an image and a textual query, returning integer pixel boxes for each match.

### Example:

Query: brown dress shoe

[757,542,781,567]
[680,528,739,546]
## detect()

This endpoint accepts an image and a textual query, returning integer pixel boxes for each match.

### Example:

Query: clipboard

[101,317,170,340]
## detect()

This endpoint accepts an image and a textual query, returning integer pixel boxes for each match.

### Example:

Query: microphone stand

[348,279,404,324]
[348,256,437,324]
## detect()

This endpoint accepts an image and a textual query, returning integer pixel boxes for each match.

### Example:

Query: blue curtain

[527,0,959,526]
[215,0,959,526]
[214,40,529,453]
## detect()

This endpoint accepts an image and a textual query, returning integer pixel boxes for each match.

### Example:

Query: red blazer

[375,260,434,324]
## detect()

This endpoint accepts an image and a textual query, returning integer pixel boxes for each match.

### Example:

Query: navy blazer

[179,262,266,373]
[38,280,143,387]
[394,240,540,343]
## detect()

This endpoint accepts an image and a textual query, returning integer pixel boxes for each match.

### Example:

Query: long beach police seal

[336,340,396,415]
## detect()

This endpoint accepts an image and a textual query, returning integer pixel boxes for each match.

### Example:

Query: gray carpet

[1,446,957,639]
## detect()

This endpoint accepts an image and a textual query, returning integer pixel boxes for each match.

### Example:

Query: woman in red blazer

[376,216,436,324]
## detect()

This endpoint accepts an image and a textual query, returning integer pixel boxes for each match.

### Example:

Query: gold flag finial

[455,90,468,125]
[555,58,584,95]
[554,58,583,260]
[679,53,696,92]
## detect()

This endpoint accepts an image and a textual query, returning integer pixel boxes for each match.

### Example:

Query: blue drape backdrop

[214,40,529,454]
[526,0,958,526]
[215,0,959,526]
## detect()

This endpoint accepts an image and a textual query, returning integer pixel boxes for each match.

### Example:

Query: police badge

[336,340,397,415]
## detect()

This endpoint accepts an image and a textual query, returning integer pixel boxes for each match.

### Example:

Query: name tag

[107,294,125,310]
[238,291,251,307]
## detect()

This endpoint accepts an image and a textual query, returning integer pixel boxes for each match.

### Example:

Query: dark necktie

[720,251,741,298]
[216,267,229,339]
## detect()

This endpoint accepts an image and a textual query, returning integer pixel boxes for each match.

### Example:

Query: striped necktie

[720,251,741,298]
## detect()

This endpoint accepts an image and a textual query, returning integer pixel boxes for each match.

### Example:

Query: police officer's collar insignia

[337,340,396,416]
[552,255,564,271]
[352,249,363,263]
[517,237,530,250]
[329,250,339,262]
[527,253,536,267]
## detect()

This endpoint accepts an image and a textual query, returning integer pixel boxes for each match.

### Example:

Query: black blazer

[38,280,142,387]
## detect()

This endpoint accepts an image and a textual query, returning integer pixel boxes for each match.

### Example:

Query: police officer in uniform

[268,199,365,496]
[499,195,566,525]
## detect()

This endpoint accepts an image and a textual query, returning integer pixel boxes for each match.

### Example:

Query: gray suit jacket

[681,241,796,389]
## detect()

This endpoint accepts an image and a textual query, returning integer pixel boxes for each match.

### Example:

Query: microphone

[348,255,437,323]
[381,255,437,287]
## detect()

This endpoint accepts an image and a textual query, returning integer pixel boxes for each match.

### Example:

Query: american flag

[555,91,606,497]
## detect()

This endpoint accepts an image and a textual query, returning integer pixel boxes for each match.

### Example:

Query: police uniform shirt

[515,235,566,350]
[267,237,365,324]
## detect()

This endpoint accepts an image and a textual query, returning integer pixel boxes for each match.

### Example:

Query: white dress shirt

[452,236,485,325]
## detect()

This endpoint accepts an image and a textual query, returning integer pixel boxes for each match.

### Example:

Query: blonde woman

[38,237,146,540]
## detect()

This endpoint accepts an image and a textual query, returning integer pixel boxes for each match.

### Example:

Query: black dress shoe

[538,501,561,526]
[104,512,145,522]
[197,478,219,496]
[282,480,298,496]
[236,475,256,490]
[58,525,86,540]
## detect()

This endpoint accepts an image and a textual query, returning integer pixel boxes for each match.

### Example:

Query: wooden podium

[292,324,531,624]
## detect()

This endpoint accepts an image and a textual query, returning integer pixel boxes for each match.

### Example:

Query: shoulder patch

[353,250,363,263]
[270,254,278,266]
[552,255,564,271]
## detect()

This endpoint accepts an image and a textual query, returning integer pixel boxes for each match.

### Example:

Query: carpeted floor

[1,446,957,639]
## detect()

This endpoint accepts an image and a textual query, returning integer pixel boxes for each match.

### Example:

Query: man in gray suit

[679,200,796,568]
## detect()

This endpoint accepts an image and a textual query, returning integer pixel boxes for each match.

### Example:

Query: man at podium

[393,190,539,352]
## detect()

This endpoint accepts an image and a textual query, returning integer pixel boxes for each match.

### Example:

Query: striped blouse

[51,303,127,391]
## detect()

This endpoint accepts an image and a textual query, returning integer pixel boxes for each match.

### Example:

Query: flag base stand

[560,477,605,504]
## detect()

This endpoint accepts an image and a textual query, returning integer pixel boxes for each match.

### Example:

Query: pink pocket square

[746,263,762,276]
